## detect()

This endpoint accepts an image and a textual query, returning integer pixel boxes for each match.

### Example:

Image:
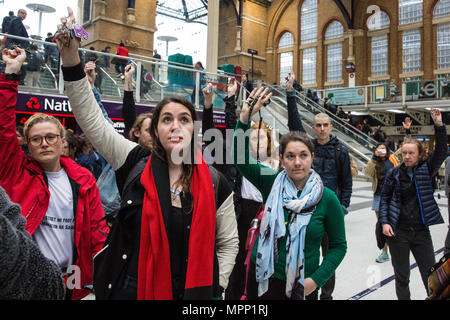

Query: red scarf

[137,153,216,300]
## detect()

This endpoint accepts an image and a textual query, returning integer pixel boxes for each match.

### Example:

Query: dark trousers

[320,233,335,300]
[245,261,318,300]
[387,228,436,300]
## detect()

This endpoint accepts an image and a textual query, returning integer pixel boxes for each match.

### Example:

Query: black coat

[93,146,232,299]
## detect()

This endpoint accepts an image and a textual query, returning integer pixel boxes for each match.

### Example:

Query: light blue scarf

[256,169,323,299]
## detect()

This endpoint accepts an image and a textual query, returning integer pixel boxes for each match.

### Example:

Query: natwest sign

[44,98,72,113]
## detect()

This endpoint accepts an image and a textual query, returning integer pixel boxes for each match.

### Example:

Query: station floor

[84,179,449,301]
[334,180,449,300]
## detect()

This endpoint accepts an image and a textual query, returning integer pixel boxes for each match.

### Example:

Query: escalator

[253,83,377,168]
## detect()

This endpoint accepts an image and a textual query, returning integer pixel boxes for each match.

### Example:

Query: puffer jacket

[379,124,447,233]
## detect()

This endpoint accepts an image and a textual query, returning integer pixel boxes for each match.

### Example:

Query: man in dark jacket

[1,11,14,33]
[379,108,447,300]
[311,112,352,300]
[5,9,29,49]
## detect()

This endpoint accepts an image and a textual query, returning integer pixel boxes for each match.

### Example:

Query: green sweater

[232,120,347,288]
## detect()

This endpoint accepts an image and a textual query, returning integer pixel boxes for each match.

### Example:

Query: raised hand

[123,63,135,91]
[202,83,213,109]
[84,61,96,88]
[2,47,26,74]
[239,87,272,124]
[285,71,295,91]
[402,116,412,130]
[54,7,81,67]
[430,108,443,127]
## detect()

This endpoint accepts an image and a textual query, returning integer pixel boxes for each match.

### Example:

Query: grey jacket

[0,186,65,299]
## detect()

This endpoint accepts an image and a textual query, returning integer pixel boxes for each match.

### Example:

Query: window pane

[399,0,423,25]
[327,43,342,82]
[371,35,389,77]
[434,0,450,18]
[83,0,91,23]
[325,21,344,40]
[302,47,316,85]
[279,51,293,85]
[367,10,390,30]
[301,0,317,45]
[402,29,421,73]
[279,32,294,49]
[438,23,450,69]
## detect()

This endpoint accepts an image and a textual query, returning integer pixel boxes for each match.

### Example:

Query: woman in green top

[232,87,347,300]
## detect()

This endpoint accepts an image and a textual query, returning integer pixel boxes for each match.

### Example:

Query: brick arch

[430,0,447,16]
[276,30,295,49]
[353,2,395,31]
[266,0,296,48]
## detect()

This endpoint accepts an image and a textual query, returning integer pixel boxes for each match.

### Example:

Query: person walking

[115,42,128,77]
[232,87,347,300]
[53,11,239,299]
[379,108,447,300]
[364,143,399,263]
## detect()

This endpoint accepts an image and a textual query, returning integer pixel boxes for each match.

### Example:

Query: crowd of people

[0,8,449,301]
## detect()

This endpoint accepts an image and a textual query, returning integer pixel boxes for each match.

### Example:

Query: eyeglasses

[28,134,60,146]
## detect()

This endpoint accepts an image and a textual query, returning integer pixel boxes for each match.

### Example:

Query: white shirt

[33,169,75,271]
[241,160,279,203]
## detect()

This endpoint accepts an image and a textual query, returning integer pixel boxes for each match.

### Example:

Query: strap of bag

[241,205,264,300]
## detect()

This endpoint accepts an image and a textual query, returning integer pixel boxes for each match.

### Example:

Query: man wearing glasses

[0,47,107,300]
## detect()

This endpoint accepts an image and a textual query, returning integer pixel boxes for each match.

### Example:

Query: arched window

[434,0,450,18]
[301,0,318,45]
[325,21,344,40]
[278,32,294,49]
[399,0,423,25]
[367,11,390,78]
[367,10,390,31]
[278,32,294,84]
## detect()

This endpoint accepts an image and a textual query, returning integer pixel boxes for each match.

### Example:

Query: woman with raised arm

[232,87,347,300]
[53,7,238,300]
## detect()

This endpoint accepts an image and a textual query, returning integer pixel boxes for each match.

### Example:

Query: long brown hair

[374,143,391,180]
[149,97,199,193]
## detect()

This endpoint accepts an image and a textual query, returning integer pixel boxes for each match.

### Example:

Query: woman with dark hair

[364,143,399,263]
[379,108,447,300]
[54,11,238,300]
[232,87,347,300]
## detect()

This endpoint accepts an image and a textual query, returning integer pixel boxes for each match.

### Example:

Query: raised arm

[54,8,136,170]
[85,61,114,125]
[231,87,277,200]
[122,64,137,133]
[428,108,447,176]
[285,72,306,133]
[0,48,29,188]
